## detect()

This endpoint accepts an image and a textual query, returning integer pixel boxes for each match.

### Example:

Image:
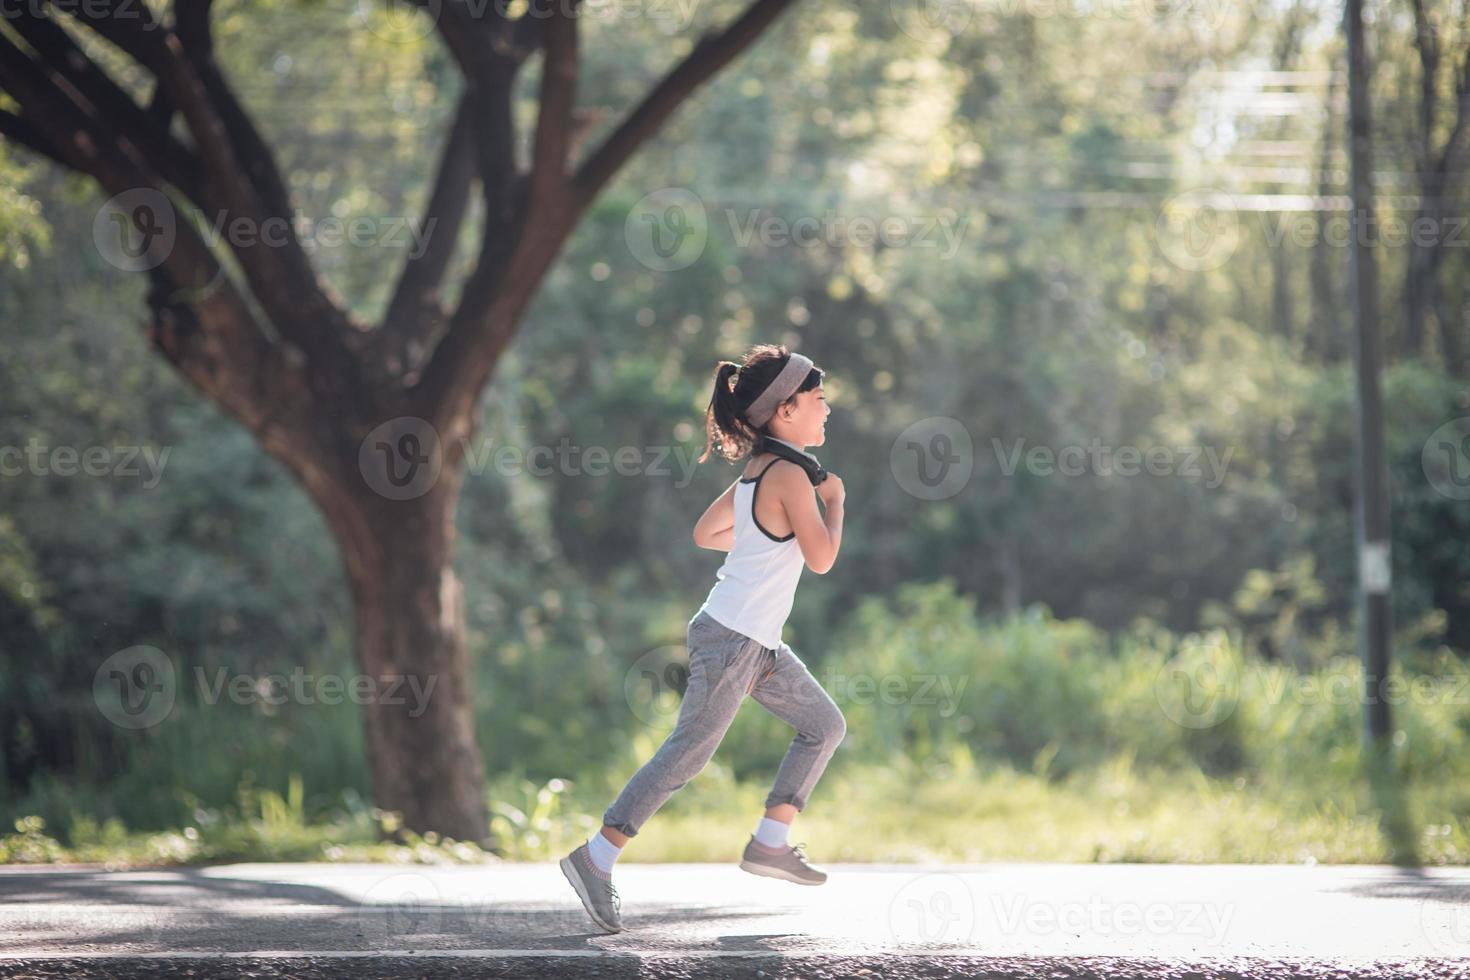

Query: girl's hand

[816,472,845,507]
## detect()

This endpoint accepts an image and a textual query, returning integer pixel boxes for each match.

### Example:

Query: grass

[539,745,1456,867]
[7,744,1461,868]
[6,580,1467,868]
[0,777,492,868]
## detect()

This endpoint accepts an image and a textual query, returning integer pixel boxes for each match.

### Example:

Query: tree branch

[402,0,502,80]
[528,4,578,210]
[572,0,800,204]
[378,94,479,361]
[454,55,521,319]
[1436,42,1470,186]
[0,30,316,461]
[172,0,266,212]
[167,2,359,329]
[503,8,546,62]
[1409,0,1439,176]
[173,0,219,54]
[399,0,522,314]
[6,9,203,200]
[0,30,124,177]
[57,0,361,375]
[414,0,802,427]
[64,0,174,76]
[0,110,72,169]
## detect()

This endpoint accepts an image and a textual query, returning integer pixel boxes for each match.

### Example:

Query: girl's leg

[752,802,798,849]
[601,624,766,840]
[737,646,843,884]
[764,803,798,823]
[563,620,767,933]
[748,643,847,822]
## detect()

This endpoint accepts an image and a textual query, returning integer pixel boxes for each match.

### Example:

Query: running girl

[561,344,848,933]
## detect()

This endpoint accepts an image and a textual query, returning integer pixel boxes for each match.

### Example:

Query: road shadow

[0,867,357,908]
[1332,867,1470,906]
[0,866,794,955]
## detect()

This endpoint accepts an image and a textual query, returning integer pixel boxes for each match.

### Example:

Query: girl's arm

[775,466,845,574]
[692,479,739,551]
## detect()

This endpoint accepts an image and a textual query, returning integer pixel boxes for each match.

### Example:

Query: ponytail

[700,361,757,463]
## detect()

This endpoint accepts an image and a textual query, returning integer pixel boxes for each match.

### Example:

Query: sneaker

[738,836,828,885]
[559,842,623,933]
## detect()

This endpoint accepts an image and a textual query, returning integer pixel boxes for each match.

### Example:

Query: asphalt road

[0,861,1465,978]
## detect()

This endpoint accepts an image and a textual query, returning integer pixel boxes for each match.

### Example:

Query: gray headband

[743,353,813,428]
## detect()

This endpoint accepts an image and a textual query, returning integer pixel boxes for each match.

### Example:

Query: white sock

[586,832,623,873]
[754,816,790,848]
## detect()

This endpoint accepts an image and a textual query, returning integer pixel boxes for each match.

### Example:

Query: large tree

[1402,0,1470,367]
[0,0,799,842]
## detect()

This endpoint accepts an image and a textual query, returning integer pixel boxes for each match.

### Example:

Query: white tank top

[696,458,808,649]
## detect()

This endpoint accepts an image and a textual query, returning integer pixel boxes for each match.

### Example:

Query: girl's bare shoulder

[742,452,777,480]
[752,457,809,493]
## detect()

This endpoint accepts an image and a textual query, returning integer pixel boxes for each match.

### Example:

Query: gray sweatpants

[603,609,847,837]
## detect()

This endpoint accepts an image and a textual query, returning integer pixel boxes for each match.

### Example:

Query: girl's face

[771,383,830,449]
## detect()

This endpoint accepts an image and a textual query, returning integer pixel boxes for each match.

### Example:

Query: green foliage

[0,0,1467,863]
[6,581,1467,866]
[487,774,594,861]
[0,815,66,863]
[0,146,49,269]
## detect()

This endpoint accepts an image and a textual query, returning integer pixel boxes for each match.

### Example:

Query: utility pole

[1344,0,1393,745]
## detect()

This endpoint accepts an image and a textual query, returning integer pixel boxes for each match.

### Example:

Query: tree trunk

[1271,239,1294,344]
[318,446,490,844]
[1438,293,1465,377]
[1404,238,1432,359]
[1308,227,1341,363]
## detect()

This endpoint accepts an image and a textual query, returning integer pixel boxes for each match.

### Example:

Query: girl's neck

[765,435,807,453]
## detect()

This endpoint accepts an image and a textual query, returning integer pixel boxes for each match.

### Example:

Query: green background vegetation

[1,0,1467,865]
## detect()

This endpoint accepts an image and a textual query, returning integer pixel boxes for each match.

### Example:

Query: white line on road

[0,950,945,960]
[0,950,1437,963]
